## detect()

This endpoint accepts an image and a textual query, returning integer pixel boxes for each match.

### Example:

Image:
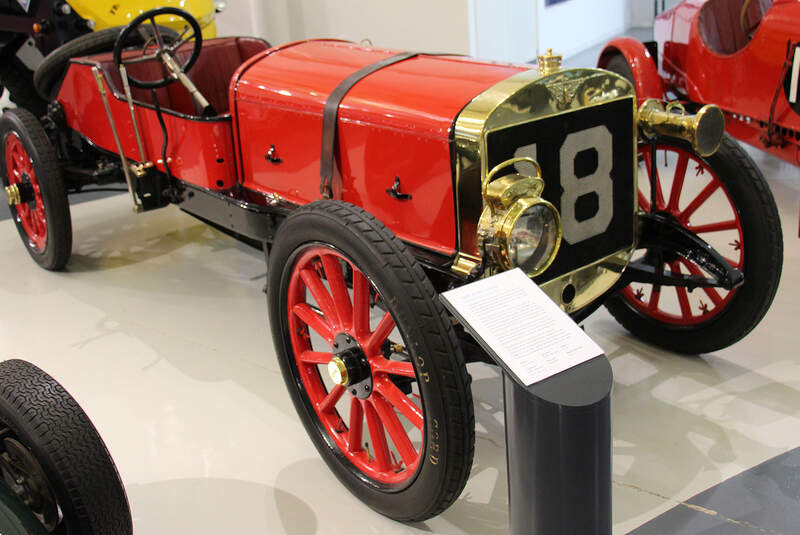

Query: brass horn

[637,99,725,157]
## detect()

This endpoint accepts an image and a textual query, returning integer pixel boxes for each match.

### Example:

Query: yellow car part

[66,0,218,38]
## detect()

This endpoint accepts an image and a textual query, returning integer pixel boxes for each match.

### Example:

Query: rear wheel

[0,108,71,270]
[268,201,474,521]
[605,135,783,353]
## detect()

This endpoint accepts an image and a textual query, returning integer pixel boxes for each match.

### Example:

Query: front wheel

[267,201,474,521]
[605,135,783,354]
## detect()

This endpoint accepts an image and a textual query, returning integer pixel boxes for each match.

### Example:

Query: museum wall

[469,0,537,63]
[214,0,262,38]
[238,0,473,56]
[215,0,636,64]
[535,0,630,60]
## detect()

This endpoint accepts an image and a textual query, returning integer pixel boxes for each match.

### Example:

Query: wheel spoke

[370,396,417,468]
[647,286,661,311]
[679,179,720,223]
[321,256,352,331]
[666,152,688,212]
[292,303,333,343]
[365,311,395,356]
[371,357,415,378]
[689,219,739,234]
[318,384,345,413]
[363,400,391,472]
[298,350,332,365]
[299,268,340,329]
[353,271,371,339]
[123,51,160,65]
[167,29,196,52]
[149,17,165,48]
[638,190,650,212]
[375,378,423,429]
[347,397,363,453]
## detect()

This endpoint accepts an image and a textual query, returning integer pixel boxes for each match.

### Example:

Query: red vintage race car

[599,0,800,166]
[0,7,784,522]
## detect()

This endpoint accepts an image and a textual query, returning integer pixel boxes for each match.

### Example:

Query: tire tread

[0,359,132,535]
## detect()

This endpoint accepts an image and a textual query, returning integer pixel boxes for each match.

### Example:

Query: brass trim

[638,98,725,157]
[5,184,20,206]
[451,253,481,277]
[327,357,348,386]
[537,48,562,76]
[477,156,562,277]
[497,197,562,276]
[452,67,638,310]
[539,245,634,314]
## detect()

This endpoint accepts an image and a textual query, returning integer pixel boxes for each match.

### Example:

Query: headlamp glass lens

[509,204,559,274]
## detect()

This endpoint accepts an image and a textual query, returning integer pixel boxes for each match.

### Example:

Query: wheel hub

[4,182,34,206]
[0,437,59,531]
[329,333,372,399]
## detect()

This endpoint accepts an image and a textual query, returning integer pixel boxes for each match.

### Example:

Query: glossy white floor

[0,143,797,534]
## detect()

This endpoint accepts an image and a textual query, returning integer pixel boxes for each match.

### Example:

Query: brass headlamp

[478,157,562,277]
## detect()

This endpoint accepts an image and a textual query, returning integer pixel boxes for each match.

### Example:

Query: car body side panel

[234,40,524,255]
[57,61,237,189]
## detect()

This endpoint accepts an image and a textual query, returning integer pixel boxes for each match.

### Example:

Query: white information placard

[440,268,604,386]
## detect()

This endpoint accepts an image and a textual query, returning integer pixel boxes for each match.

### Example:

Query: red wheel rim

[287,246,423,485]
[5,133,47,251]
[622,144,744,326]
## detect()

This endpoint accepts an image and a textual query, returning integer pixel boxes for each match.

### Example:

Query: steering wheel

[739,0,762,41]
[113,7,203,90]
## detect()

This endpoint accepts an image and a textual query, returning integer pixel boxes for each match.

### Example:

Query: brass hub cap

[327,357,349,386]
[5,184,20,205]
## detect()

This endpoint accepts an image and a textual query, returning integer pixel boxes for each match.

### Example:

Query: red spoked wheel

[269,201,474,521]
[605,135,782,353]
[1,108,71,270]
[287,246,423,485]
[5,132,47,252]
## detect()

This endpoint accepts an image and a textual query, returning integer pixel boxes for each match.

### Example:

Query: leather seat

[698,0,772,55]
[98,37,270,116]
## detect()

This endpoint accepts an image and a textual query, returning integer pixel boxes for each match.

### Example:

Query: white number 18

[513,125,614,245]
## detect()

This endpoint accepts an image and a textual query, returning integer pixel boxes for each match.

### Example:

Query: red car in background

[591,0,788,339]
[600,0,799,166]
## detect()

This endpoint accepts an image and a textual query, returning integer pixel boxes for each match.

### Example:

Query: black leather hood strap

[319,51,418,199]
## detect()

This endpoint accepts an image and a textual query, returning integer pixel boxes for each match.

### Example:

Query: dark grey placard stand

[440,290,613,535]
[503,355,612,535]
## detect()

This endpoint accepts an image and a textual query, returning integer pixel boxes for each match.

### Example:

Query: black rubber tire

[604,53,635,87]
[0,108,72,270]
[0,359,132,535]
[32,24,180,101]
[268,200,474,522]
[604,135,783,354]
[0,46,47,116]
[33,27,128,101]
